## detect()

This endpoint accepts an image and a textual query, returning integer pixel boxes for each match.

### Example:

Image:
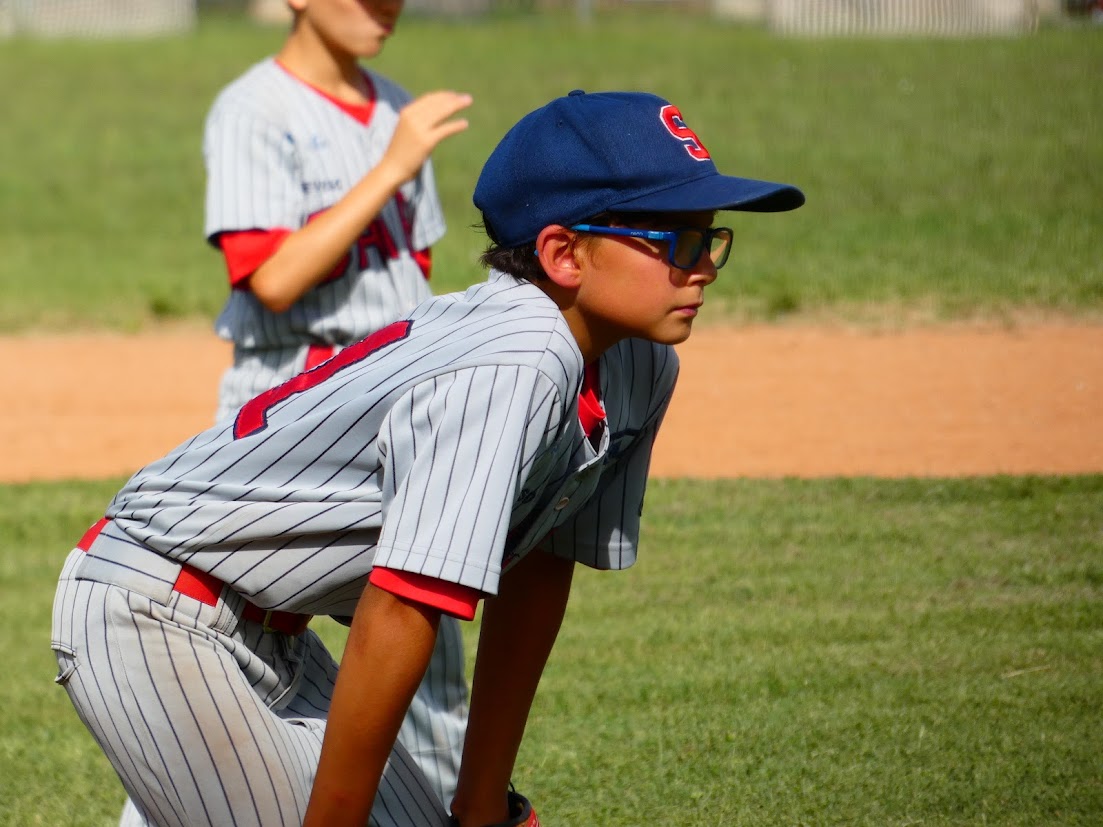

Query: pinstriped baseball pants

[51,548,450,827]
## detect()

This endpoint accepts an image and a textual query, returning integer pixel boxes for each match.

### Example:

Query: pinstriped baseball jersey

[100,270,678,618]
[204,58,443,416]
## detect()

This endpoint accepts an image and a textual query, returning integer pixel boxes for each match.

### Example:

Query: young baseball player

[52,89,803,827]
[196,0,472,813]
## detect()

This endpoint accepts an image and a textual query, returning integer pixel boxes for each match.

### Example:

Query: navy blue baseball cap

[473,89,805,247]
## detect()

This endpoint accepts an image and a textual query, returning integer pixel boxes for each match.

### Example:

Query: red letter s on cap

[660,105,711,161]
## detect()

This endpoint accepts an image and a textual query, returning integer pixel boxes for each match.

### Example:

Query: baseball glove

[450,790,540,827]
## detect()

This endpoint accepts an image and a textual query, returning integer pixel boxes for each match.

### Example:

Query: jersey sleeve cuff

[369,567,482,621]
[219,228,292,287]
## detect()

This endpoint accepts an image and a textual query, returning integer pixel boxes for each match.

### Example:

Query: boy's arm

[248,90,471,313]
[303,583,442,827]
[449,548,575,827]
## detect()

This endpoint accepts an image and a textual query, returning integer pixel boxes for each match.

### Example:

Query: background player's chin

[351,29,390,57]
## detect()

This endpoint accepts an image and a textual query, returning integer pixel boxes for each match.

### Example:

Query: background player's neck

[277,33,368,105]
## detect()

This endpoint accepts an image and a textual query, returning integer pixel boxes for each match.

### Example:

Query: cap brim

[610,173,805,214]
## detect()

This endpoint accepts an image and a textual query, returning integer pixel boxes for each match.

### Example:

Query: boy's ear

[535,226,583,290]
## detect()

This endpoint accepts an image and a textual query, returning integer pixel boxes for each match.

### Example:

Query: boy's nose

[687,252,719,285]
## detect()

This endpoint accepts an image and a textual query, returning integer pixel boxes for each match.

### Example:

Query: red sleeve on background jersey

[412,248,432,280]
[369,567,482,621]
[218,228,292,288]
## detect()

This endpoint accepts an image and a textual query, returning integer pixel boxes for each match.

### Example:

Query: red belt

[77,518,311,636]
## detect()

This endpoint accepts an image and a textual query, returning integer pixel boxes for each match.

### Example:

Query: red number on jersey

[659,105,711,161]
[233,320,413,439]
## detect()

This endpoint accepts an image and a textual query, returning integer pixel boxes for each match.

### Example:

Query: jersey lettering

[234,320,413,439]
[355,218,401,268]
[659,105,711,161]
[306,207,412,283]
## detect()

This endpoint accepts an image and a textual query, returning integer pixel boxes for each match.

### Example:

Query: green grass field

[2,476,1100,825]
[0,13,1100,331]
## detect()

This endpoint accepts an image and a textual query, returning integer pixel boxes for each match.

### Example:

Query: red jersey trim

[274,59,377,124]
[578,361,606,437]
[412,247,432,280]
[77,517,110,551]
[369,567,481,621]
[219,228,292,286]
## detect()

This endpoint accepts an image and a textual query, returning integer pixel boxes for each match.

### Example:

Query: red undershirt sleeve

[218,228,292,287]
[369,567,482,621]
[412,248,432,280]
[220,231,429,286]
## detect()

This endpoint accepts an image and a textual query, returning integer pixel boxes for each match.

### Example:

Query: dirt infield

[3,323,1101,483]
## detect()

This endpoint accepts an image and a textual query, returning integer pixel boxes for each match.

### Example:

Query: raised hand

[380,90,473,185]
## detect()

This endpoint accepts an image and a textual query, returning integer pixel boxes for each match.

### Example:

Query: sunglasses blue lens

[671,229,733,269]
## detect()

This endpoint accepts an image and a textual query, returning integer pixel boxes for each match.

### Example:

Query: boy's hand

[382,91,473,184]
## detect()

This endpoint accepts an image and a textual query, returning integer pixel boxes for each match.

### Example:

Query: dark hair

[478,210,667,282]
[477,213,545,281]
[478,237,545,282]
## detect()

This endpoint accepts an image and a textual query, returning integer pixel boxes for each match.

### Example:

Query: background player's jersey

[96,272,678,619]
[203,59,443,414]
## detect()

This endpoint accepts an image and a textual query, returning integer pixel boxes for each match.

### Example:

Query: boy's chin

[650,319,697,346]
